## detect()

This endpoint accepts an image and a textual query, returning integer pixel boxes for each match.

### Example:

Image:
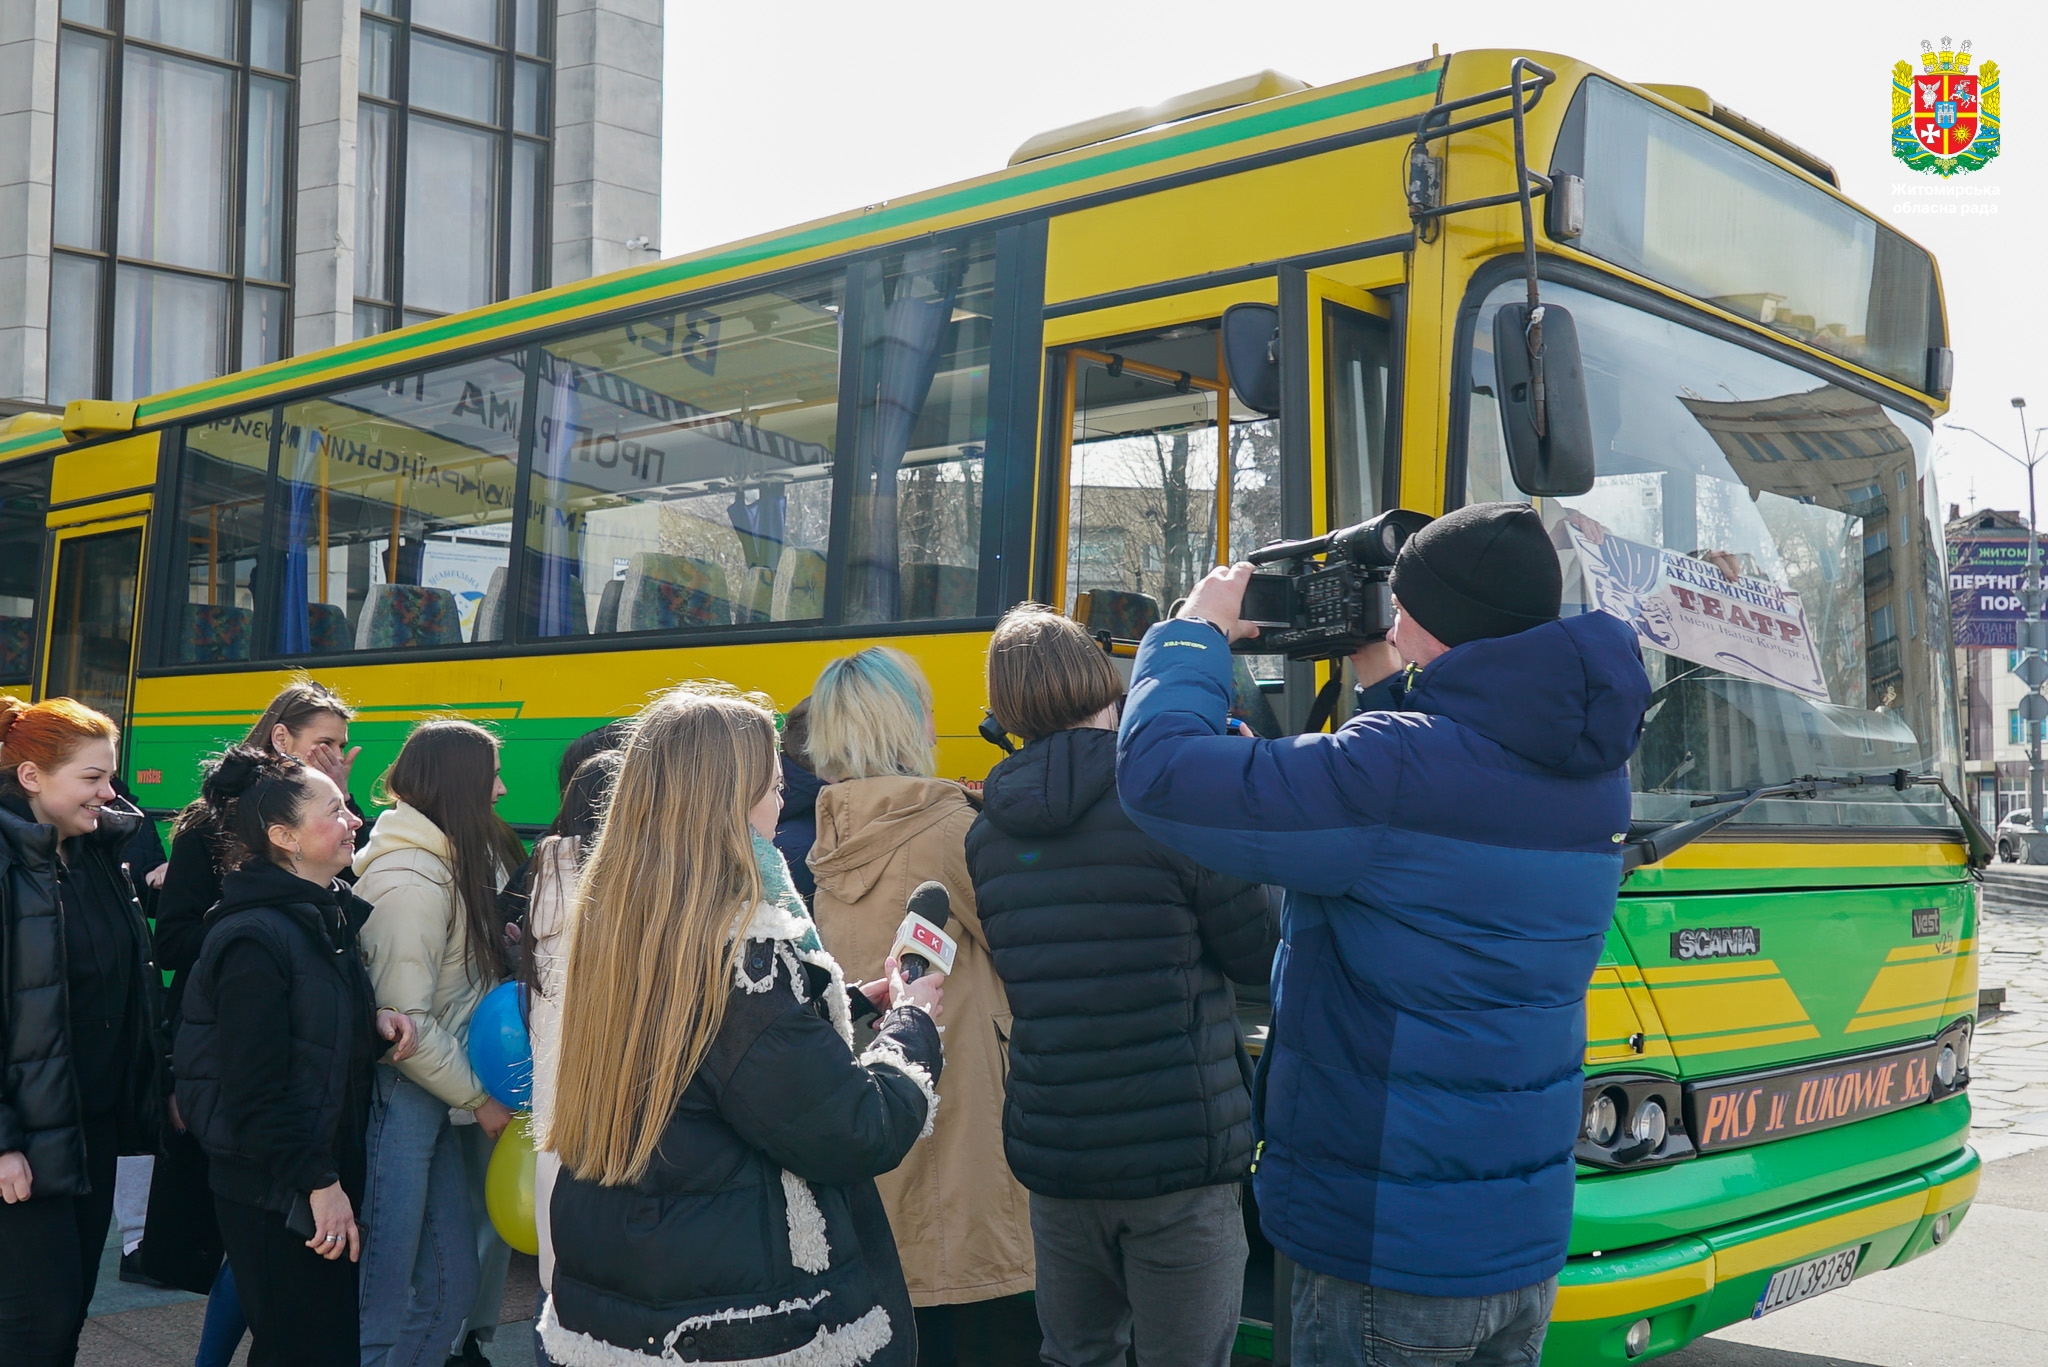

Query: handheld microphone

[892,881,957,983]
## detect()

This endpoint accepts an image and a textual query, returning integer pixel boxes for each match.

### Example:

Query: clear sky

[661,0,2045,518]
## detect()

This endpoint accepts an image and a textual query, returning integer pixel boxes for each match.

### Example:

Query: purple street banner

[1566,522,1830,701]
[1948,537,2042,648]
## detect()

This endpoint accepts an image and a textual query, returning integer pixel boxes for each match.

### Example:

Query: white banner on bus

[1565,522,1830,702]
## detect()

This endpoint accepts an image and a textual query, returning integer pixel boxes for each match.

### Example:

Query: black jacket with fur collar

[542,902,942,1367]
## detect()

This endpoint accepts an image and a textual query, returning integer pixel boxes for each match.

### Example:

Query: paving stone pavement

[1965,883,2048,1162]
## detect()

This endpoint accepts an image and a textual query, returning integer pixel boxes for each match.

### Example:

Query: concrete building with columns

[0,0,660,410]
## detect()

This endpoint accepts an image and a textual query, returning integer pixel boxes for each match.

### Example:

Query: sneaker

[443,1330,491,1365]
[117,1248,168,1288]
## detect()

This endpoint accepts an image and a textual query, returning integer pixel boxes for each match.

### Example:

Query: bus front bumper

[1542,1144,1980,1363]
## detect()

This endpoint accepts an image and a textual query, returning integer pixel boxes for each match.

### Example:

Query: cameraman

[1117,502,1650,1367]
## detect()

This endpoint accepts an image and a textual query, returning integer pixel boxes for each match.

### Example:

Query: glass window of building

[356,0,552,338]
[48,0,297,403]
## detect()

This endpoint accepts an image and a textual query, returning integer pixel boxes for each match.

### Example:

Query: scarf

[753,831,823,955]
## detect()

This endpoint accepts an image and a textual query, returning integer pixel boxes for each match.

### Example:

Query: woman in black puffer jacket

[966,607,1278,1367]
[0,696,164,1367]
[542,685,944,1367]
[173,749,416,1367]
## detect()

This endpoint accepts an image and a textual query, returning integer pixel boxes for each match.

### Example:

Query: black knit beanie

[1389,502,1561,647]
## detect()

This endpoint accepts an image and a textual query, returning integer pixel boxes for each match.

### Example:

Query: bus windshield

[1466,279,1961,830]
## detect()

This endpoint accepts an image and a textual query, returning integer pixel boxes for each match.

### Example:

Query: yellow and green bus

[0,47,1978,1363]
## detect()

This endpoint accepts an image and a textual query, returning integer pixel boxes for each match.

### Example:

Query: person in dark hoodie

[172,749,417,1367]
[774,696,827,905]
[1118,502,1651,1367]
[0,696,164,1366]
[142,679,361,1349]
[966,606,1276,1367]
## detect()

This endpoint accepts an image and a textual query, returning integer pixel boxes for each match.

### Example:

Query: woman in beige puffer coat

[353,720,526,1367]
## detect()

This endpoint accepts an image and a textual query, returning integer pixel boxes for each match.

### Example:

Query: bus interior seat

[0,616,31,677]
[618,552,732,631]
[594,577,624,634]
[1075,589,1162,640]
[901,563,976,620]
[182,603,253,663]
[473,568,510,642]
[306,602,351,653]
[769,547,826,621]
[356,584,463,650]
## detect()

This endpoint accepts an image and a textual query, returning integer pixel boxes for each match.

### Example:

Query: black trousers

[215,1195,360,1367]
[0,1113,120,1367]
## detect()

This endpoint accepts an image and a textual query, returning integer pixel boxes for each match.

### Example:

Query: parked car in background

[1996,810,2038,862]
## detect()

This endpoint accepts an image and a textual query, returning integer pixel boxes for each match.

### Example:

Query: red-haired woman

[0,696,164,1365]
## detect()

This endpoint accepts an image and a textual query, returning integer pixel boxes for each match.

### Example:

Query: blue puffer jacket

[1118,613,1649,1298]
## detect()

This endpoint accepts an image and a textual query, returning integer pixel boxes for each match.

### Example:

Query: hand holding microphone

[886,881,956,1021]
[895,881,957,982]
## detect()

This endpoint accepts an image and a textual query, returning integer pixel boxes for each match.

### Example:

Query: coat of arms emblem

[1893,37,2001,177]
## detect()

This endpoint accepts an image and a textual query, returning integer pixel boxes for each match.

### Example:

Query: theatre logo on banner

[1948,536,2041,649]
[1565,521,1830,701]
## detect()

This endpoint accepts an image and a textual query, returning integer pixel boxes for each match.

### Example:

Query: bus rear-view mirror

[1222,302,1282,416]
[1491,302,1595,497]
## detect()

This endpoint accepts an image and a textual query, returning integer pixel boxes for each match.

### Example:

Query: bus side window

[0,458,51,689]
[526,273,845,639]
[169,415,272,665]
[840,238,998,625]
[269,353,525,656]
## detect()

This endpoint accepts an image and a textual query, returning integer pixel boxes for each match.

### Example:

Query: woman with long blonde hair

[805,648,1035,1362]
[541,685,944,1367]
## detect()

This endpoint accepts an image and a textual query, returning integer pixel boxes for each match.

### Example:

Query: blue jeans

[1291,1270,1557,1367]
[359,1067,481,1367]
[194,1260,247,1367]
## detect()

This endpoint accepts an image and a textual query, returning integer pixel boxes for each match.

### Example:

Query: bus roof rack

[1007,70,1312,166]
[1638,85,1839,187]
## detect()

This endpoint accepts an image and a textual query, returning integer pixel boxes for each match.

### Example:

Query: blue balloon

[467,981,532,1109]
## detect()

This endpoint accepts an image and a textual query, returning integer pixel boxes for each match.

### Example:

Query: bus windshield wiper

[1622,770,1993,873]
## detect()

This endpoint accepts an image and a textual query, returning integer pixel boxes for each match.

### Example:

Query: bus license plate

[1752,1246,1862,1319]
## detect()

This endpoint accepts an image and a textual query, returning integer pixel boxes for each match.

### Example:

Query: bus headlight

[1630,1098,1668,1149]
[1585,1092,1620,1146]
[1576,1074,1696,1170]
[1931,1018,1973,1098]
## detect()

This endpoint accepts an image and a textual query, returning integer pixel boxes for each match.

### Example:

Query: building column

[0,0,59,405]
[294,0,361,356]
[552,0,662,286]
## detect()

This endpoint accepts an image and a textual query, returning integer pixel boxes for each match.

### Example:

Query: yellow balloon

[485,1112,540,1256]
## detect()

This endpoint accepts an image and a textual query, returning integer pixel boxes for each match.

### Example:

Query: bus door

[42,514,147,734]
[1290,271,1399,730]
[1050,319,1289,732]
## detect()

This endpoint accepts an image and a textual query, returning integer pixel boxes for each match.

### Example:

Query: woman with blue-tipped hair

[805,647,1034,1364]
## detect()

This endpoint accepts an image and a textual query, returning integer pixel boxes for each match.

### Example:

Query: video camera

[1236,509,1434,661]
